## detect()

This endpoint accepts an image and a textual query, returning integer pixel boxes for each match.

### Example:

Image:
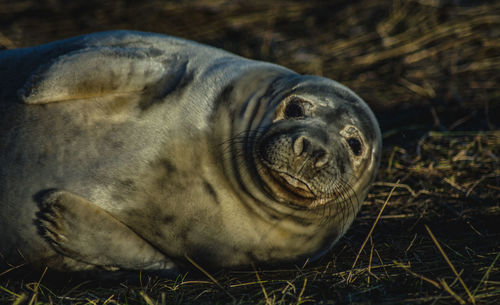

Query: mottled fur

[0,31,381,273]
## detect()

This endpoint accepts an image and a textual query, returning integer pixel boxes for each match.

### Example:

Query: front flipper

[20,46,187,104]
[37,189,177,272]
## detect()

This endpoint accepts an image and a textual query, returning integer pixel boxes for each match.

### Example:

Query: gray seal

[0,30,381,273]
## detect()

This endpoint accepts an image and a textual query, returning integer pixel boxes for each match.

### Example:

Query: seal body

[0,31,381,272]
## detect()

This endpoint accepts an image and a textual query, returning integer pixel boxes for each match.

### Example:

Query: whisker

[218,124,364,244]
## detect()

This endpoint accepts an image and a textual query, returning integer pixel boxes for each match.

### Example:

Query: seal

[0,30,381,273]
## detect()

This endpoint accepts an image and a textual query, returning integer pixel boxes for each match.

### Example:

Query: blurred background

[0,0,498,144]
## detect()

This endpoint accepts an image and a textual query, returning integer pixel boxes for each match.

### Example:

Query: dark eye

[284,100,304,119]
[347,138,362,156]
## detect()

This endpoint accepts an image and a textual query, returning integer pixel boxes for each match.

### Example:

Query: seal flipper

[37,189,177,272]
[19,46,186,104]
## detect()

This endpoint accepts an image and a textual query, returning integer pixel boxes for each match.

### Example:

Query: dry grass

[0,0,499,304]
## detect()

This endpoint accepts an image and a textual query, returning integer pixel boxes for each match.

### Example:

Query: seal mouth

[269,170,316,199]
[263,167,335,208]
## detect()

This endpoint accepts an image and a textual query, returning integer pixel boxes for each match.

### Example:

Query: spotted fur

[0,31,381,273]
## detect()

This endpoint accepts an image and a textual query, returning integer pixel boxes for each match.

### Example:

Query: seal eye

[347,137,362,156]
[284,100,304,119]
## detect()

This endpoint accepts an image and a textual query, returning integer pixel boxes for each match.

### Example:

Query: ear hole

[347,137,362,156]
[284,100,304,119]
[273,96,313,122]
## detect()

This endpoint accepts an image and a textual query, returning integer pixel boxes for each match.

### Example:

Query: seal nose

[293,135,330,168]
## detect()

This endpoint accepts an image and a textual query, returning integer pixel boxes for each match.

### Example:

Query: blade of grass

[425,225,476,305]
[140,291,156,305]
[439,279,466,305]
[297,277,308,305]
[184,254,221,289]
[254,266,272,305]
[393,260,441,289]
[347,180,399,283]
[473,251,500,296]
[27,267,47,305]
[0,285,22,298]
[12,293,28,305]
[185,254,236,302]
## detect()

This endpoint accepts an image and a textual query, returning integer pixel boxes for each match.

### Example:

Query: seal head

[221,74,381,250]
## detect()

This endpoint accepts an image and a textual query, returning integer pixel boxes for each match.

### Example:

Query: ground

[0,0,499,304]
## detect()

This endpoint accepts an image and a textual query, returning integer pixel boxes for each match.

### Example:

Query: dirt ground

[0,0,499,304]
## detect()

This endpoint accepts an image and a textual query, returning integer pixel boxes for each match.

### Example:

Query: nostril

[314,150,329,168]
[293,135,308,156]
[293,136,329,167]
